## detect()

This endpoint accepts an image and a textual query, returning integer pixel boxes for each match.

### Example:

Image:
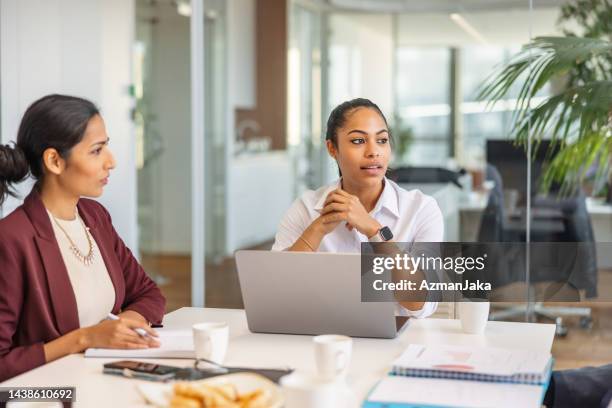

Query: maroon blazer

[0,190,166,381]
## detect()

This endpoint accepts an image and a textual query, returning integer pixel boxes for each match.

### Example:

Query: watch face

[380,226,393,241]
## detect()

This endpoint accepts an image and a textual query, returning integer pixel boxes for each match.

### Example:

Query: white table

[1,308,555,407]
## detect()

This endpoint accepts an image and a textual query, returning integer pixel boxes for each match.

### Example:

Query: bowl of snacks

[137,372,283,408]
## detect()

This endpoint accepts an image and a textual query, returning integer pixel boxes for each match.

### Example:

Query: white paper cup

[313,334,352,382]
[280,372,345,408]
[192,322,229,364]
[458,301,490,334]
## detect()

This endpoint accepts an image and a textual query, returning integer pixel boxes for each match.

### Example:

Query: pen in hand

[106,312,157,339]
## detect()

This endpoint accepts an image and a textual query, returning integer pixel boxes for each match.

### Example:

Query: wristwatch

[369,226,394,243]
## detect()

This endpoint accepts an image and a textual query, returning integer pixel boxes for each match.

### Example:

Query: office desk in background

[0,308,555,407]
[460,191,612,268]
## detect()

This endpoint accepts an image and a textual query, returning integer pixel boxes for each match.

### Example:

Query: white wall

[0,0,137,252]
[99,0,138,254]
[227,0,256,110]
[328,13,394,117]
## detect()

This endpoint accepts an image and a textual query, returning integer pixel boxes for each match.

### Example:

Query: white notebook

[391,344,552,385]
[366,376,545,408]
[84,329,195,359]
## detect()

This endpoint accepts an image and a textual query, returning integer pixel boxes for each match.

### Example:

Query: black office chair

[479,164,596,335]
[389,166,465,187]
[477,164,508,243]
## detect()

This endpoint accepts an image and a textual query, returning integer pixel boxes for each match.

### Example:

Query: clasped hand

[317,189,381,238]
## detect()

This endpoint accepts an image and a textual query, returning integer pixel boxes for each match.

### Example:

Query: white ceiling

[327,0,565,13]
[396,8,560,46]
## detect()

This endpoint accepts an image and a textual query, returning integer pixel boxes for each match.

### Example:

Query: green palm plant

[477,35,612,196]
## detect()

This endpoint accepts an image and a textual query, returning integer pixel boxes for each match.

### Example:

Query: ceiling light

[450,13,488,45]
[177,1,192,17]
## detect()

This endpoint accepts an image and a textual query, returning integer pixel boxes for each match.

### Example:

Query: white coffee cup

[313,334,352,382]
[458,301,490,334]
[192,322,229,364]
[280,372,347,408]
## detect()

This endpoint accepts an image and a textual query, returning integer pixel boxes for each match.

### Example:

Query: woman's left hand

[320,189,382,238]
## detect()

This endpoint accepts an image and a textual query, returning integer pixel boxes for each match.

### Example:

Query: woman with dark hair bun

[0,94,165,381]
[272,98,444,317]
[0,144,29,199]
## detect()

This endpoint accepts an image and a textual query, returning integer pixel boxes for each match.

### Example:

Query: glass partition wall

[202,0,231,307]
[520,1,612,370]
[134,0,227,311]
[288,3,324,193]
[134,0,193,312]
[318,0,610,371]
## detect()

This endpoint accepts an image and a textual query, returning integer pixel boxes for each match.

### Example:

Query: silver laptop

[235,250,409,338]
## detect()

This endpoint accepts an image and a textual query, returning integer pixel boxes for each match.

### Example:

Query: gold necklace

[51,212,96,266]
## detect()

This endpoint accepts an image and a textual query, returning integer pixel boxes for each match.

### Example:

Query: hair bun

[0,144,29,183]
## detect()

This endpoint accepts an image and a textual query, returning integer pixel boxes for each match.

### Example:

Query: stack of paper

[363,344,553,408]
[84,329,194,358]
[391,344,552,384]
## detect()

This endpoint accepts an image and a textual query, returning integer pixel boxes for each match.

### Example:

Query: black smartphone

[173,366,294,383]
[103,360,182,382]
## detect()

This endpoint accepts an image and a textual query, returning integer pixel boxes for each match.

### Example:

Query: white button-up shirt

[272,177,444,318]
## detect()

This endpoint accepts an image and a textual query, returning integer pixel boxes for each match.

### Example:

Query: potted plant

[391,114,414,166]
[477,0,612,199]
